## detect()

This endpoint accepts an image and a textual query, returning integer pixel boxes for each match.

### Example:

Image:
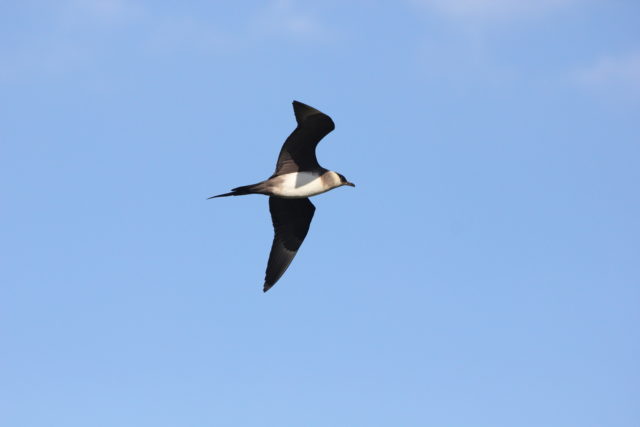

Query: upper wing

[263,197,316,292]
[273,101,335,175]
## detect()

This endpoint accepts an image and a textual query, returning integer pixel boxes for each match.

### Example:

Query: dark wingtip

[263,282,273,293]
[292,100,329,125]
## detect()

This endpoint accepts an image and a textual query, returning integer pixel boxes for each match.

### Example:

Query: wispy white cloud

[412,0,580,24]
[415,36,515,89]
[77,0,131,17]
[575,51,640,98]
[143,0,335,54]
[65,0,142,24]
[67,0,231,52]
[143,16,233,54]
[253,0,334,42]
[0,0,143,82]
[0,0,336,83]
[409,0,596,88]
[0,39,86,82]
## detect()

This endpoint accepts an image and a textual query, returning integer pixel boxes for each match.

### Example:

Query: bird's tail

[208,183,264,199]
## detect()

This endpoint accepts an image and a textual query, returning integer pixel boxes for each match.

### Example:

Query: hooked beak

[345,182,356,187]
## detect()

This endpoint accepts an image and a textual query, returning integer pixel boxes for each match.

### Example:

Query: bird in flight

[210,101,355,292]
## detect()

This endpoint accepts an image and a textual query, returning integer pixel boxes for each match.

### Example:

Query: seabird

[210,101,355,292]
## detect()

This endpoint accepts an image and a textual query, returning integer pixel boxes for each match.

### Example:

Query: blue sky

[1,1,639,426]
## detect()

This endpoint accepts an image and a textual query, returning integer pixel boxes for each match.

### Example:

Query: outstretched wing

[264,197,316,292]
[273,101,335,175]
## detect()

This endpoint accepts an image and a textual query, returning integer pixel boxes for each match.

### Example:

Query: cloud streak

[252,0,334,42]
[575,51,640,98]
[0,0,335,83]
[412,0,580,24]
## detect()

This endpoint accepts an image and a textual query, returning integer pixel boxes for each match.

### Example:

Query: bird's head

[333,172,355,188]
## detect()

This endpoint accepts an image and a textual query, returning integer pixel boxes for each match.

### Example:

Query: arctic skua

[210,100,354,292]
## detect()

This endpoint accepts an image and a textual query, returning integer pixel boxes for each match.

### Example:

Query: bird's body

[216,170,342,199]
[210,101,354,292]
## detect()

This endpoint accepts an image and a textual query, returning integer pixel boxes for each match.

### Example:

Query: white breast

[270,172,329,198]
